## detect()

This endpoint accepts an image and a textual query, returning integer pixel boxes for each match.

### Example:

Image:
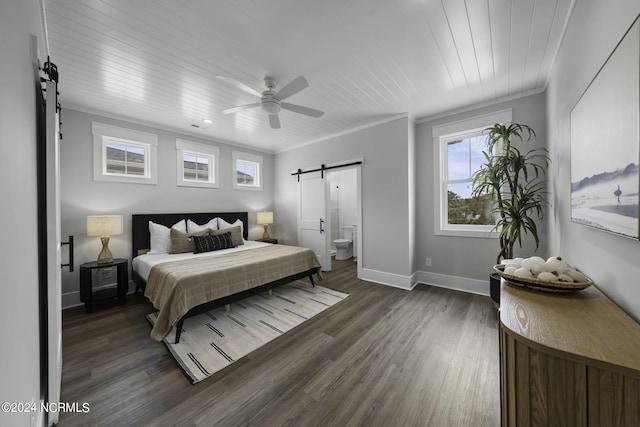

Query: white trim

[431,109,512,137]
[432,111,512,238]
[276,113,409,153]
[176,139,220,155]
[232,150,263,163]
[360,268,418,290]
[39,0,50,56]
[176,139,220,188]
[433,131,498,238]
[416,271,490,296]
[355,165,363,280]
[92,122,158,185]
[92,121,158,145]
[69,105,274,154]
[417,90,539,123]
[542,0,578,92]
[358,268,491,297]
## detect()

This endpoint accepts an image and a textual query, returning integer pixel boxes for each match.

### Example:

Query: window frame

[432,109,512,238]
[92,122,158,185]
[176,139,220,189]
[232,150,263,191]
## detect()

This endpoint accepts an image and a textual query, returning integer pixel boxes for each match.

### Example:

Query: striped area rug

[146,282,348,383]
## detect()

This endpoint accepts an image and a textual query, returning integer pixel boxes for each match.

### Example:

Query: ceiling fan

[216,75,324,129]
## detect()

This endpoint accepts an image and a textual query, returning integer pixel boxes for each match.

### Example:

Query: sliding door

[45,80,62,426]
[298,172,331,271]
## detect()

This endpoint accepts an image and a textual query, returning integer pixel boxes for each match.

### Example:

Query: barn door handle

[61,235,74,272]
[319,219,325,234]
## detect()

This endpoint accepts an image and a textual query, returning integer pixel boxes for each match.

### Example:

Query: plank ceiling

[45,0,574,153]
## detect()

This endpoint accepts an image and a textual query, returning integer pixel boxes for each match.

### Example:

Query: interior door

[299,172,331,271]
[46,80,62,427]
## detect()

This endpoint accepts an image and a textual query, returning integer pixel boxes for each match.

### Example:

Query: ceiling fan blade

[221,103,260,115]
[216,76,262,97]
[274,75,309,101]
[268,114,281,129]
[281,102,325,118]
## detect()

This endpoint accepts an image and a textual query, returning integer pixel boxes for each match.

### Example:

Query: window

[176,139,219,188]
[232,151,262,191]
[104,140,146,176]
[433,109,512,237]
[93,122,158,185]
[184,154,210,181]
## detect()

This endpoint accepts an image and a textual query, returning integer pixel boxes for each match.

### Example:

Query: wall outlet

[425,258,432,267]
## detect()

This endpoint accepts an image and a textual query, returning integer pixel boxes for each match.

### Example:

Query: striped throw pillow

[192,232,234,254]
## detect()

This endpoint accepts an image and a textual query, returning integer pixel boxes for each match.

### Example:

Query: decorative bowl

[493,264,593,292]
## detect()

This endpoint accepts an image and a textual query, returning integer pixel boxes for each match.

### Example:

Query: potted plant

[471,123,550,304]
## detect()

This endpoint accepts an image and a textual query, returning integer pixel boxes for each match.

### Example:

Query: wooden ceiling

[45,0,574,152]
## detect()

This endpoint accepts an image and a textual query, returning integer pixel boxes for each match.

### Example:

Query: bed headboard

[131,212,249,258]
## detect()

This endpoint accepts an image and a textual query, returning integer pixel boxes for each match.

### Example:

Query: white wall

[274,117,414,286]
[60,109,274,307]
[415,93,548,287]
[547,0,640,320]
[0,1,46,425]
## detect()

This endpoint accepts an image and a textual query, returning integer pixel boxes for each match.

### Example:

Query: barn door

[45,79,62,426]
[298,172,331,271]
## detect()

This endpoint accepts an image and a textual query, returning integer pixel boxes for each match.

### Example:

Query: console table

[499,281,640,426]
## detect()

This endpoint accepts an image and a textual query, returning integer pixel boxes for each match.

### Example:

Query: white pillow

[148,220,187,254]
[218,218,244,240]
[187,218,218,232]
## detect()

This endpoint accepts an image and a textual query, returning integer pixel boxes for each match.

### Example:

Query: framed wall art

[570,15,640,239]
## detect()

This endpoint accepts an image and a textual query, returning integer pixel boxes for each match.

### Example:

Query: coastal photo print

[570,15,639,239]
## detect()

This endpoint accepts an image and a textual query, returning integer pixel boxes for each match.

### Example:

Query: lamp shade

[87,215,123,237]
[257,211,273,225]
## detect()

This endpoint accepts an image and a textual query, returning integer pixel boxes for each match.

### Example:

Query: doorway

[328,168,359,272]
[297,160,362,278]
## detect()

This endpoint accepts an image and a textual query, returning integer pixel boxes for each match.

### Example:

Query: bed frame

[131,212,317,343]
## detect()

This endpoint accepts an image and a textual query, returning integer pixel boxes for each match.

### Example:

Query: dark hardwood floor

[59,258,500,426]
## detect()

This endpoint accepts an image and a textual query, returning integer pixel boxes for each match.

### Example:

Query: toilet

[334,226,354,260]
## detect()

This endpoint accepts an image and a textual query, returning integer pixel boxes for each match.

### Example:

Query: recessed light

[202,119,213,124]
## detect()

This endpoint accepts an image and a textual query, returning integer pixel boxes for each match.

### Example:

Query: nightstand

[79,258,128,313]
[256,238,278,244]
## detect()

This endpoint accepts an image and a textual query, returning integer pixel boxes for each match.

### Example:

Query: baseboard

[416,271,489,296]
[360,268,418,290]
[359,268,490,297]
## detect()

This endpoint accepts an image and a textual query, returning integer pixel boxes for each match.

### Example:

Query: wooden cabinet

[499,281,640,426]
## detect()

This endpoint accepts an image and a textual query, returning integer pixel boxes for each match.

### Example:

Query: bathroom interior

[328,168,358,267]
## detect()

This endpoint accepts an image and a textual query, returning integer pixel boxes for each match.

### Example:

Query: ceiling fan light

[261,100,280,115]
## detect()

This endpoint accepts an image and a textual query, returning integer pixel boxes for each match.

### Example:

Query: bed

[131,212,321,343]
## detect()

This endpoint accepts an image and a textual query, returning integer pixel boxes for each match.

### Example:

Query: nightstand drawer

[256,238,278,244]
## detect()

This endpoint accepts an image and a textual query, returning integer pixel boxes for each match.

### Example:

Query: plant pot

[489,272,501,306]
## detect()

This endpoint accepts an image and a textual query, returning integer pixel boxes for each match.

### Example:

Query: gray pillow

[169,228,211,254]
[209,225,243,247]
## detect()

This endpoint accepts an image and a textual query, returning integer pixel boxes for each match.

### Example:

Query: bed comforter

[145,244,321,341]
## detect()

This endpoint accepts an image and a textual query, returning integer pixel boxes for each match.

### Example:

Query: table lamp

[87,215,123,263]
[257,211,273,239]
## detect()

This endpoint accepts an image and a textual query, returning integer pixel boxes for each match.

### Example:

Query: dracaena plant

[471,123,550,264]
